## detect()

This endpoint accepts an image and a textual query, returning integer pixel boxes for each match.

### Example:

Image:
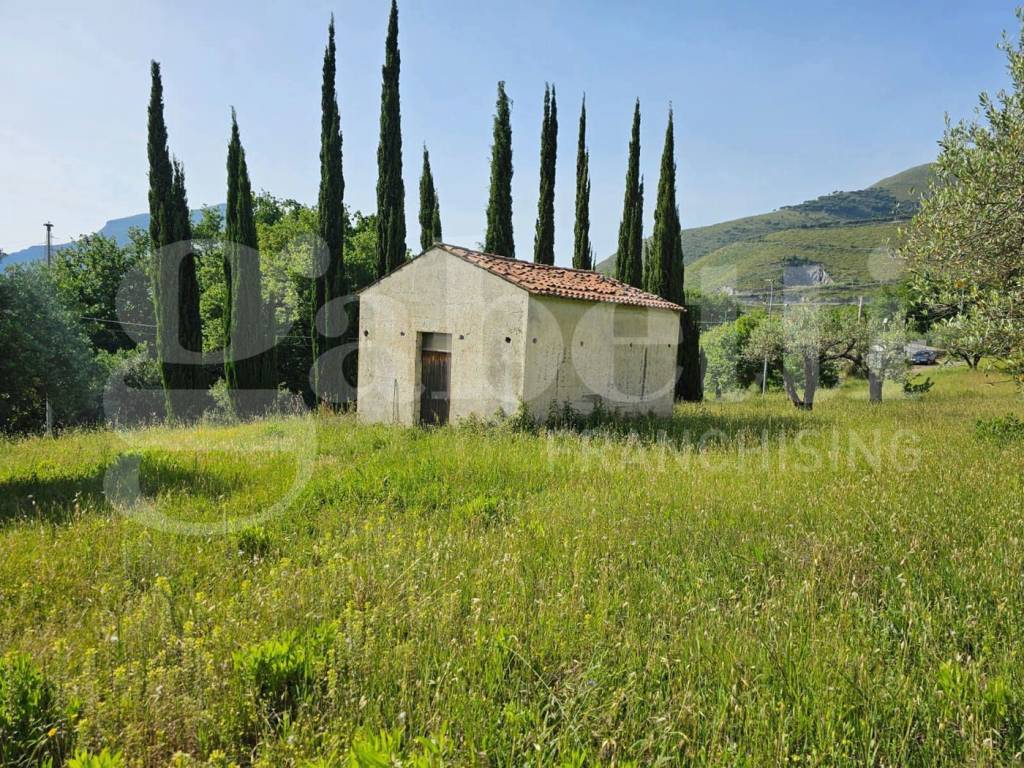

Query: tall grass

[0,368,1022,765]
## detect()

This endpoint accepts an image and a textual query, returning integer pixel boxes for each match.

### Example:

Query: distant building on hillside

[356,244,685,426]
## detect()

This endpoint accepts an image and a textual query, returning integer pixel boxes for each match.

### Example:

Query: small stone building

[356,244,684,426]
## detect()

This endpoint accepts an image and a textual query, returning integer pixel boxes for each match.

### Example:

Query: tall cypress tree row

[147,61,202,421]
[573,96,592,270]
[418,145,442,251]
[614,100,643,287]
[375,0,406,276]
[314,16,346,403]
[485,81,515,257]
[533,84,557,265]
[225,111,275,415]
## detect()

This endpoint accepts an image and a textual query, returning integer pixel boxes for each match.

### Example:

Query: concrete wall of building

[522,296,681,419]
[356,248,529,425]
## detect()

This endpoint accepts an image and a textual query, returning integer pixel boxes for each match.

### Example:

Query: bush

[0,653,73,767]
[0,265,105,433]
[233,623,335,722]
[66,748,126,768]
[976,414,1024,442]
[903,375,934,397]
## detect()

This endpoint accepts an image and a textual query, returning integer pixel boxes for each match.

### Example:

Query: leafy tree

[901,11,1024,381]
[314,16,348,403]
[701,311,770,397]
[485,81,515,257]
[193,206,228,353]
[50,232,150,354]
[418,145,442,251]
[0,265,103,433]
[745,306,859,410]
[930,309,1012,369]
[573,96,592,270]
[844,313,911,402]
[614,100,643,287]
[533,84,557,265]
[224,111,275,415]
[375,0,406,276]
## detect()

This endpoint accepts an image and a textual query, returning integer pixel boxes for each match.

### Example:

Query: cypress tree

[485,81,514,257]
[148,61,202,421]
[170,159,202,364]
[533,84,557,265]
[647,109,702,402]
[614,100,643,287]
[573,96,592,270]
[418,145,442,250]
[646,111,683,304]
[375,0,406,276]
[314,16,346,403]
[225,111,275,415]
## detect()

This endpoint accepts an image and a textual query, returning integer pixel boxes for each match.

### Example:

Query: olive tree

[901,11,1024,379]
[744,305,858,410]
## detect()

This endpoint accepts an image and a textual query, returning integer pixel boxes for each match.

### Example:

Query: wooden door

[419,348,451,426]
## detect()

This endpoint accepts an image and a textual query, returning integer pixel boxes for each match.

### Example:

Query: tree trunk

[801,355,818,411]
[868,370,883,403]
[781,367,808,409]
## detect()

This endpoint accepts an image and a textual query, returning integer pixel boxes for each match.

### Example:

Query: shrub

[903,375,934,396]
[234,526,274,560]
[976,414,1024,442]
[502,401,536,434]
[66,748,126,768]
[0,653,73,767]
[233,623,336,722]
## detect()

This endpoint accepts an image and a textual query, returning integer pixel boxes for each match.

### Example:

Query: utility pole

[761,279,775,396]
[44,222,54,437]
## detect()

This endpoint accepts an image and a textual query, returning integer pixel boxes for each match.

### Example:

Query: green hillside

[688,220,905,300]
[596,163,933,298]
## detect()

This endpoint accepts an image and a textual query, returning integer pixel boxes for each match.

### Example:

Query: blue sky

[0,0,1016,264]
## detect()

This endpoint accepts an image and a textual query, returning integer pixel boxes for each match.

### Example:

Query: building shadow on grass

[534,402,813,451]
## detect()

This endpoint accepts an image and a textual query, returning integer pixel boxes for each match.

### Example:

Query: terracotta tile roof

[435,244,684,312]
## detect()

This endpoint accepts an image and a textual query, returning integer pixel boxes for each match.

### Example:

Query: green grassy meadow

[2,368,1022,766]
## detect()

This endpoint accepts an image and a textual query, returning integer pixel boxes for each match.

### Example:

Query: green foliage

[314,15,348,403]
[66,748,125,768]
[701,313,768,396]
[900,13,1024,381]
[903,375,934,397]
[224,111,276,416]
[0,265,104,433]
[49,231,151,354]
[0,653,73,767]
[485,81,515,258]
[644,110,684,305]
[975,414,1024,442]
[375,0,406,277]
[417,146,441,252]
[146,62,204,421]
[614,101,643,287]
[533,84,557,265]
[233,623,334,721]
[572,97,592,271]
